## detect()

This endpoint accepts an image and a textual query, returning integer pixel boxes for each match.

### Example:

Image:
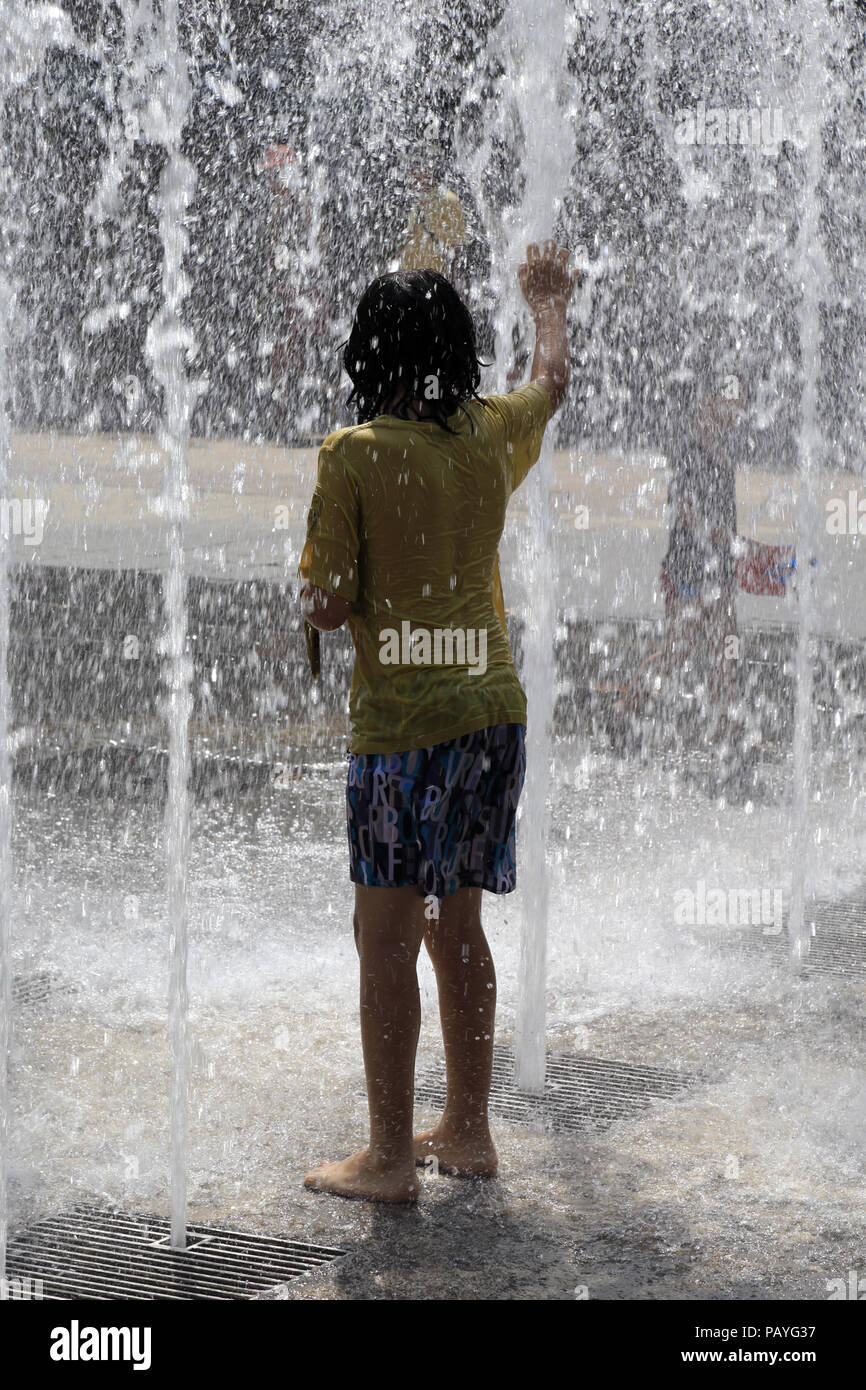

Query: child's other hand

[519,241,580,314]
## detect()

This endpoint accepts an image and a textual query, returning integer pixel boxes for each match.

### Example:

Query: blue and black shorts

[346,722,526,900]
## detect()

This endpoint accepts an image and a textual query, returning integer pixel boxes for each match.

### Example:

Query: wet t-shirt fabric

[298,381,553,754]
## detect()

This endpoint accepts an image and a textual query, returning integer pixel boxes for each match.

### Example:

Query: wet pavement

[6,748,866,1301]
[4,433,865,1302]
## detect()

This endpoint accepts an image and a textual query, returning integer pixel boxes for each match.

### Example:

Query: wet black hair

[342,269,484,431]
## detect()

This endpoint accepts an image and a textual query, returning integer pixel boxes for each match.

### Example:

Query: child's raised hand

[519,241,580,314]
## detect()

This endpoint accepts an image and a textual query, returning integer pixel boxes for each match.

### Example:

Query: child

[298,240,577,1203]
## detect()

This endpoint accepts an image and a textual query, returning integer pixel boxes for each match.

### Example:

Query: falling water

[1,0,866,1305]
[788,0,828,967]
[492,0,575,1092]
[0,79,12,1294]
[141,0,198,1249]
[0,0,78,1289]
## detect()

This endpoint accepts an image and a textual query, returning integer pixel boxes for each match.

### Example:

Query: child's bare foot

[413,1124,498,1178]
[303,1148,418,1204]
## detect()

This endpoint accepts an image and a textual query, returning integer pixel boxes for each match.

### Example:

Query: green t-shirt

[298,381,553,754]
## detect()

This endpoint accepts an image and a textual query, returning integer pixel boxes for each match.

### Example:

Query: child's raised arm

[519,240,579,413]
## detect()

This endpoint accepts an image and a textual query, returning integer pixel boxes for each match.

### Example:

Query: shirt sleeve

[297,437,360,602]
[480,381,553,491]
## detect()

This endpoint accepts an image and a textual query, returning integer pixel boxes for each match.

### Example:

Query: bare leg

[706,592,739,712]
[614,592,702,715]
[304,884,426,1203]
[414,887,499,1177]
[705,593,753,790]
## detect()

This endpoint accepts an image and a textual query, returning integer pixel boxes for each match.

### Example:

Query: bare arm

[519,240,579,414]
[529,301,570,413]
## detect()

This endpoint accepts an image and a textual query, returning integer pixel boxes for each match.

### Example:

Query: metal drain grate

[11,970,74,1007]
[800,904,866,977]
[711,900,866,978]
[414,1046,699,1134]
[4,1205,346,1300]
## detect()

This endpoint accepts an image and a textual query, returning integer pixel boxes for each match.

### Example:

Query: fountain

[472,0,577,1090]
[787,0,829,967]
[0,0,78,1292]
[145,0,199,1256]
[1,0,866,1305]
[144,1,198,1252]
[83,0,201,1254]
[0,68,12,1292]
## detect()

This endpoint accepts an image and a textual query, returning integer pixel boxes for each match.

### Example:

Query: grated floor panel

[4,1205,346,1300]
[11,970,75,1008]
[711,898,866,978]
[414,1045,700,1135]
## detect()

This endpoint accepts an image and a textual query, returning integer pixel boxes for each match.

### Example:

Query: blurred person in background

[616,367,796,794]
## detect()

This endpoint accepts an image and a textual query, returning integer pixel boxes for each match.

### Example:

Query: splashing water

[3,0,866,1278]
[0,70,12,1294]
[787,1,828,968]
[138,0,199,1251]
[0,0,81,1288]
[480,0,576,1091]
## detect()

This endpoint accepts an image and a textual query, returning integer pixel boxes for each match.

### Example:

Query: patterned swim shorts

[346,723,526,899]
